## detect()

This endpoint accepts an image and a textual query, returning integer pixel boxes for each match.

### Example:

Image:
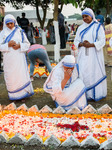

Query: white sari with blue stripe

[44,55,87,110]
[74,17,107,101]
[0,14,34,100]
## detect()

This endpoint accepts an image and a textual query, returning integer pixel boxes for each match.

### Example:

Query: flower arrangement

[28,63,56,77]
[57,121,89,132]
[34,88,44,94]
[0,109,112,144]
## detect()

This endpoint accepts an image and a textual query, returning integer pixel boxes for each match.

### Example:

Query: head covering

[2,14,24,43]
[5,19,15,25]
[55,55,75,70]
[3,14,18,30]
[82,8,97,22]
[80,8,99,42]
[62,55,75,68]
[43,55,78,93]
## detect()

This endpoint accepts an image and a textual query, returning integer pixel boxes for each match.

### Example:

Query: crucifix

[85,48,89,56]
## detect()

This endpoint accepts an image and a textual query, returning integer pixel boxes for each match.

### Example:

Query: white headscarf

[1,14,23,44]
[54,55,76,70]
[44,55,78,93]
[82,8,97,22]
[47,55,76,80]
[3,14,18,30]
[79,8,99,42]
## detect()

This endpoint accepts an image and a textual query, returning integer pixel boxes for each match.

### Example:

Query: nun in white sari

[0,14,34,101]
[44,55,87,111]
[74,8,107,101]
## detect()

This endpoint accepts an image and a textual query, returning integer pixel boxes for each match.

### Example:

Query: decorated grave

[0,103,112,149]
[28,63,56,78]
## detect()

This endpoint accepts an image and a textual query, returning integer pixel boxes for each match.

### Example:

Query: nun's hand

[64,68,73,80]
[12,43,20,50]
[8,40,16,47]
[83,40,90,48]
[83,40,95,48]
[61,68,73,90]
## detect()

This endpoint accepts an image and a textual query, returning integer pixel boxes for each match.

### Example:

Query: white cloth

[0,14,34,100]
[44,55,87,110]
[74,8,107,101]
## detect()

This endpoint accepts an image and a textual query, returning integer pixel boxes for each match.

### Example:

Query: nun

[74,8,107,101]
[0,14,34,101]
[44,55,87,111]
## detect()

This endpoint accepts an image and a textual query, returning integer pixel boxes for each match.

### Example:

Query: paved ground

[45,43,71,52]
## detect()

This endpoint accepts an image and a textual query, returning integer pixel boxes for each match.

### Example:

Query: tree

[77,0,112,17]
[0,14,3,22]
[93,0,112,16]
[2,0,52,45]
[53,0,79,62]
[0,2,5,21]
[53,0,60,62]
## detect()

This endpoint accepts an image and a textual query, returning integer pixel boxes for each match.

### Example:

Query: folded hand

[12,44,20,50]
[8,40,16,47]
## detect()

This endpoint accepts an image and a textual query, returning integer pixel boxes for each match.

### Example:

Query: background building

[5,9,53,27]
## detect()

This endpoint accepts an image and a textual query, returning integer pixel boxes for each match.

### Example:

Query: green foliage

[73,0,112,17]
[1,0,112,12]
[61,0,78,7]
[78,0,112,13]
[0,14,3,22]
[1,0,79,10]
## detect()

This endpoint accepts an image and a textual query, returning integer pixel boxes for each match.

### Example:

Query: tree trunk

[53,21,60,62]
[53,0,60,62]
[35,1,47,45]
[106,0,110,17]
[91,0,94,9]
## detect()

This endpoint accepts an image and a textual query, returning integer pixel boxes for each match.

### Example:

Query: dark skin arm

[61,68,73,90]
[8,40,16,47]
[12,43,20,50]
[78,40,95,48]
[8,40,20,50]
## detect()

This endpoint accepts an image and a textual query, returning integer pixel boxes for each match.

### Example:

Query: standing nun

[74,8,107,101]
[0,14,34,101]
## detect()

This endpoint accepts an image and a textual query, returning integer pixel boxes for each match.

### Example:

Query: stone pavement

[44,43,71,52]
[44,43,71,62]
